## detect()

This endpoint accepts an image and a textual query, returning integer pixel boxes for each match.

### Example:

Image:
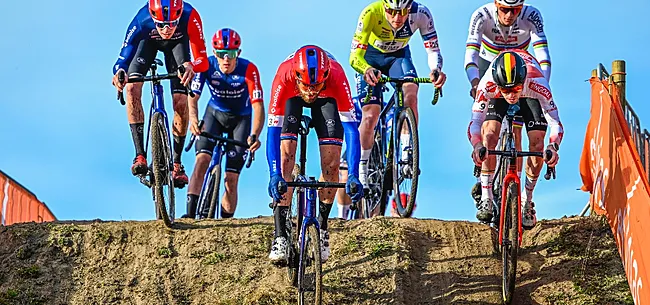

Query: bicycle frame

[496,105,523,247]
[143,73,174,176]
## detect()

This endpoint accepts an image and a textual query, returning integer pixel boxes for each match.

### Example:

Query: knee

[224,173,239,189]
[322,154,340,177]
[528,132,546,151]
[125,83,142,100]
[403,84,418,104]
[483,123,500,148]
[195,154,211,170]
[361,108,380,129]
[173,94,188,115]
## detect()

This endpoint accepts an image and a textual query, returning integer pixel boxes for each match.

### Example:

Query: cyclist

[266,45,364,263]
[111,0,209,188]
[468,49,563,229]
[349,0,447,189]
[465,0,552,204]
[181,28,264,219]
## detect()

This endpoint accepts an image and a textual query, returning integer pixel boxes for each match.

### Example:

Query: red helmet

[291,45,331,85]
[212,28,241,50]
[149,0,183,22]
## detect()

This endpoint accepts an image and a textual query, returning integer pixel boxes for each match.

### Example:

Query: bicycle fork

[498,162,523,247]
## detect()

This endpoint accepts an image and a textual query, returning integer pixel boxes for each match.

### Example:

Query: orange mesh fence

[0,171,55,226]
[580,77,650,304]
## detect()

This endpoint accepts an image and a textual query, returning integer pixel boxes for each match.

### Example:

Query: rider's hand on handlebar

[430,69,447,88]
[545,143,560,167]
[247,134,261,153]
[189,118,201,136]
[178,62,195,87]
[346,175,364,202]
[364,68,381,86]
[471,142,487,166]
[268,174,286,202]
[469,78,480,99]
[112,69,127,92]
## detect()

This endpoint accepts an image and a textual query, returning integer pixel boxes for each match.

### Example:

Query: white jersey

[464,3,551,82]
[468,50,563,148]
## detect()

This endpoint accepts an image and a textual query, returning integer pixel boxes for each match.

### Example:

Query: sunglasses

[154,20,179,29]
[498,84,524,94]
[384,6,410,17]
[214,49,239,59]
[497,6,522,15]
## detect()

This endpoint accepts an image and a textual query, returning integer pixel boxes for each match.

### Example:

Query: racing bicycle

[270,115,358,305]
[116,59,195,228]
[473,102,556,304]
[356,73,441,218]
[183,120,254,219]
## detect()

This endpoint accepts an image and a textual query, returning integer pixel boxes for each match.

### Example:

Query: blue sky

[2,0,649,223]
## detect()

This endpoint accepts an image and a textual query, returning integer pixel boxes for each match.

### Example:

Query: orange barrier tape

[0,171,55,226]
[580,77,650,304]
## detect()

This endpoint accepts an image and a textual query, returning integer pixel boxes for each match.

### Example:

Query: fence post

[612,60,626,110]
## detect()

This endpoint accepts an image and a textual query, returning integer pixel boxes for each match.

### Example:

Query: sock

[318,201,333,231]
[274,206,288,238]
[130,123,145,157]
[359,149,371,180]
[521,173,538,203]
[220,207,234,219]
[186,194,198,217]
[400,133,410,160]
[337,203,350,219]
[480,171,495,201]
[173,135,186,163]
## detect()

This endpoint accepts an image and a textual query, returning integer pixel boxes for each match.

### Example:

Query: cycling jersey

[350,1,443,74]
[191,56,263,116]
[113,2,208,74]
[464,3,550,82]
[266,52,361,178]
[468,49,563,147]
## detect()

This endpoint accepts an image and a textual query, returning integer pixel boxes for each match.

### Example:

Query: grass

[17,265,40,279]
[158,247,173,258]
[202,252,229,265]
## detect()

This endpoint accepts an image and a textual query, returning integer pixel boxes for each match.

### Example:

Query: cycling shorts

[355,45,418,106]
[485,98,548,132]
[127,37,190,95]
[280,97,344,146]
[195,106,251,174]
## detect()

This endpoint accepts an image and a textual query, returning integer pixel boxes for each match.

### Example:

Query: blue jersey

[113,2,208,74]
[191,56,263,116]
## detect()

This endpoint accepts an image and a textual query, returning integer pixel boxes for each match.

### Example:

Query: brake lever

[184,120,204,152]
[117,70,126,105]
[178,65,196,98]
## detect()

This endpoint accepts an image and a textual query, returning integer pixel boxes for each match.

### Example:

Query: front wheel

[501,181,520,304]
[392,107,419,218]
[298,224,322,305]
[207,164,222,219]
[151,112,175,228]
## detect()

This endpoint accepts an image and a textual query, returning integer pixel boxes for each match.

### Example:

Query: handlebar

[362,70,443,105]
[116,64,195,105]
[184,120,255,168]
[274,180,359,200]
[473,147,556,180]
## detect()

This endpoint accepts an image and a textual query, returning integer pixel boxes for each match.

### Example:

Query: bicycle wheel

[151,112,175,228]
[287,164,303,286]
[392,107,419,218]
[501,181,519,304]
[298,224,322,305]
[362,132,390,218]
[207,164,222,219]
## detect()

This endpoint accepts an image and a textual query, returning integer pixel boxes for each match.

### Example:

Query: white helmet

[382,0,413,10]
[495,0,524,7]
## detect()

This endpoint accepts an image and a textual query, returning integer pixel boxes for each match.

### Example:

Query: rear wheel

[362,132,389,218]
[207,164,222,219]
[392,108,419,218]
[151,112,175,228]
[298,224,322,305]
[501,181,520,304]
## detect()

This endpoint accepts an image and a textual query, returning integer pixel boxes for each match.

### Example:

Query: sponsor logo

[486,81,498,93]
[528,120,547,128]
[424,40,438,49]
[527,10,544,33]
[528,82,552,100]
[470,12,483,35]
[136,57,146,64]
[272,85,282,111]
[287,115,297,124]
[230,82,241,87]
[374,40,404,52]
[192,18,204,40]
[212,71,221,78]
[356,21,364,32]
[326,119,336,127]
[232,75,240,80]
[124,25,137,47]
[228,150,237,158]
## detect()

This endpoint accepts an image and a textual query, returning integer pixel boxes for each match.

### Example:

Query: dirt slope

[0,215,633,305]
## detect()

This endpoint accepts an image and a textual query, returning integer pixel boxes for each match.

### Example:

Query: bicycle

[472,102,556,304]
[183,120,255,219]
[270,115,358,305]
[355,74,441,218]
[116,59,195,228]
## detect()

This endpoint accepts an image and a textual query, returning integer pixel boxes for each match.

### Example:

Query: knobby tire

[393,107,419,217]
[502,181,519,304]
[207,164,222,219]
[298,224,322,305]
[151,112,175,228]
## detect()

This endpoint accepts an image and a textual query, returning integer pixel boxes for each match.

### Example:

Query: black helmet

[491,51,527,89]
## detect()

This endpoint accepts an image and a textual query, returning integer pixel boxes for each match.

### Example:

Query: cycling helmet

[495,0,525,7]
[492,51,527,88]
[292,45,331,85]
[212,28,241,50]
[382,0,413,10]
[149,0,183,22]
